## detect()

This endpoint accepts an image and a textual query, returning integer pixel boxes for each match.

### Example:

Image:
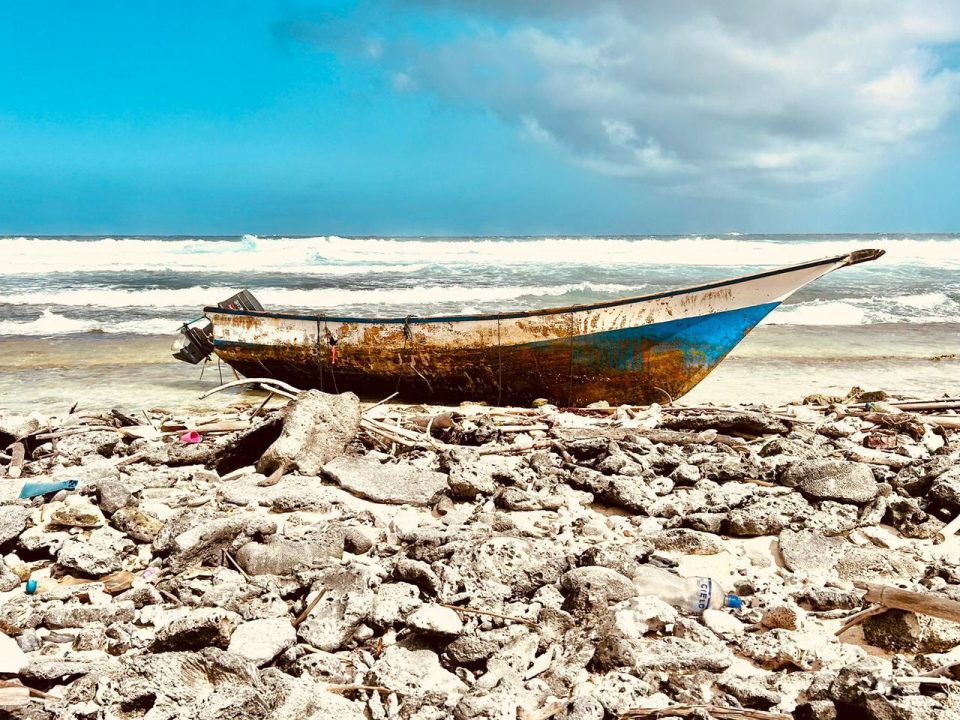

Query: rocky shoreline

[1,387,960,719]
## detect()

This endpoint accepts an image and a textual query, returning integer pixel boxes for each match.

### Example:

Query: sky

[2,1,960,235]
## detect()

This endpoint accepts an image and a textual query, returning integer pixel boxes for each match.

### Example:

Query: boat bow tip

[844,248,885,266]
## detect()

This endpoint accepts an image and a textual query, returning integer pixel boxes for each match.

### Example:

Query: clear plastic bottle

[633,565,742,613]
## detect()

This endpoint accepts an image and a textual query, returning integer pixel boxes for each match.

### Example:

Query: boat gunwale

[202,252,864,326]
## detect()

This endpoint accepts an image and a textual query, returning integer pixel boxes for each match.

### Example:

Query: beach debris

[854,581,960,624]
[180,430,201,444]
[5,442,25,478]
[18,478,78,499]
[1,389,959,717]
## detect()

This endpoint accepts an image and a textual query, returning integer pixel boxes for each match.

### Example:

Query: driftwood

[636,428,749,451]
[199,377,300,400]
[6,442,25,479]
[936,514,960,545]
[622,705,790,719]
[854,581,960,624]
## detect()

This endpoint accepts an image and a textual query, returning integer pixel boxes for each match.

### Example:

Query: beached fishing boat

[174,249,884,406]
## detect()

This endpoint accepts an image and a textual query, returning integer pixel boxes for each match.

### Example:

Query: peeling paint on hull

[199,251,884,406]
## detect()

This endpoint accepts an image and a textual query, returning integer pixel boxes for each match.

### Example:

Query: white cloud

[382,1,960,195]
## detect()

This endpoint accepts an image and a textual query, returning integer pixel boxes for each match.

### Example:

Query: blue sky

[2,1,960,235]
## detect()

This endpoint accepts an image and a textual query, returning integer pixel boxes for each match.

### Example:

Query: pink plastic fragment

[180,430,201,444]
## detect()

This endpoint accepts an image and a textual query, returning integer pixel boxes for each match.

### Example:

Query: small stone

[785,460,879,503]
[778,529,846,576]
[560,566,636,613]
[929,468,960,510]
[342,527,374,554]
[227,618,297,666]
[761,605,799,631]
[0,506,30,546]
[862,609,960,653]
[371,582,422,628]
[371,645,467,701]
[795,700,837,720]
[97,476,140,514]
[44,602,136,628]
[110,506,164,542]
[405,604,464,636]
[323,456,449,506]
[57,527,134,575]
[152,608,242,651]
[50,504,105,528]
[702,609,745,635]
[652,528,723,555]
[235,535,340,576]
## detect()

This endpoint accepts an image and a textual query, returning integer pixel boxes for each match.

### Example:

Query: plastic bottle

[632,565,742,613]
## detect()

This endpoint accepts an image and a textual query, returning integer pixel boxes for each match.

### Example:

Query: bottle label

[692,577,712,613]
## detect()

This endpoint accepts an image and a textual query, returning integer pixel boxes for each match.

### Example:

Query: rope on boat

[496,314,503,407]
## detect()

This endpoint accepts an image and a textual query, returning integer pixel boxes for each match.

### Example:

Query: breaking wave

[768,292,960,326]
[0,282,639,311]
[0,309,179,336]
[2,234,959,274]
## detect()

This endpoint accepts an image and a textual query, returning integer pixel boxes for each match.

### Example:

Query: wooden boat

[182,249,884,406]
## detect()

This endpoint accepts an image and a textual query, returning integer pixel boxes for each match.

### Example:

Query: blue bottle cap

[725,594,743,609]
[25,578,38,594]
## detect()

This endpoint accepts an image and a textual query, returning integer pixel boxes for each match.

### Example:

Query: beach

[2,388,960,717]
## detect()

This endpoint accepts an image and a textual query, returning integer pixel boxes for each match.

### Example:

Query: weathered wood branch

[854,581,960,624]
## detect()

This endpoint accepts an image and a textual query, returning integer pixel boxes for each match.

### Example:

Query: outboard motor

[217,290,264,312]
[172,290,263,364]
[172,317,214,364]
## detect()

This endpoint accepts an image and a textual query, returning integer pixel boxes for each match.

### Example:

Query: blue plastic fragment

[726,594,743,610]
[25,579,38,594]
[19,478,79,500]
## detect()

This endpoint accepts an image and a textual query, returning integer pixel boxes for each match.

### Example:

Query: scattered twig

[115,452,147,468]
[222,550,251,582]
[518,700,568,720]
[251,392,275,419]
[324,684,396,695]
[292,590,327,628]
[496,424,550,433]
[835,604,888,636]
[891,676,957,686]
[362,391,399,415]
[0,680,59,701]
[477,440,556,455]
[33,426,119,441]
[622,705,791,719]
[438,602,537,627]
[919,660,960,678]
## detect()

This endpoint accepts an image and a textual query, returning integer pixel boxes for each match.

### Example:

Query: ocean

[1,234,957,413]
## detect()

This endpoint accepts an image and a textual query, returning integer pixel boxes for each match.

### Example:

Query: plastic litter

[19,478,79,500]
[180,430,202,444]
[633,565,741,613]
